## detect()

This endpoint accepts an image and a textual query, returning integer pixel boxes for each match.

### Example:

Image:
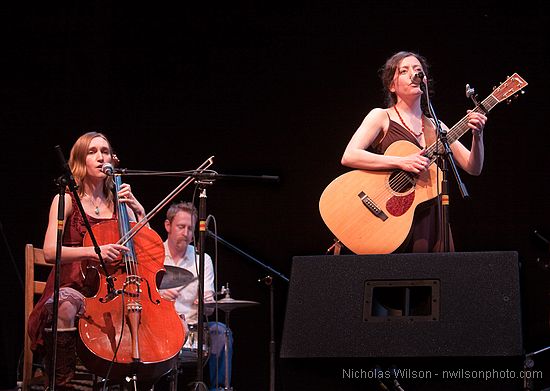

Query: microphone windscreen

[101,163,114,175]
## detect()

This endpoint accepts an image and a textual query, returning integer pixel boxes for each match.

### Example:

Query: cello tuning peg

[112,153,121,167]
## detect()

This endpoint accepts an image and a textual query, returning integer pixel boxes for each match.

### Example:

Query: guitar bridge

[358,191,388,221]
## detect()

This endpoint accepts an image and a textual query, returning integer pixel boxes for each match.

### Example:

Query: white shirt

[162,241,215,324]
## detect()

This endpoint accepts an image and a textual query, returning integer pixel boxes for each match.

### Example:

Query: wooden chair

[22,243,52,390]
[22,245,107,390]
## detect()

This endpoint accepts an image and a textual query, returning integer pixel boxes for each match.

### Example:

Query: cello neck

[114,174,136,263]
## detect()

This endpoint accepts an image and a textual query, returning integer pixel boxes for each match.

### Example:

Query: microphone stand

[52,147,116,390]
[195,179,213,389]
[50,173,66,391]
[420,83,469,252]
[206,231,288,391]
[192,173,279,389]
[54,147,117,292]
[206,232,288,283]
[107,166,279,388]
[261,276,276,391]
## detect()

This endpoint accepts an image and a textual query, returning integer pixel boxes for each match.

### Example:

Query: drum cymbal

[204,297,260,312]
[158,265,196,289]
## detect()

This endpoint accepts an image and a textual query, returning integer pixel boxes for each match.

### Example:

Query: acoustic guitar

[319,73,527,254]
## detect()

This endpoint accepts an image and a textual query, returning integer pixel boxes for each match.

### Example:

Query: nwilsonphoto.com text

[342,368,544,381]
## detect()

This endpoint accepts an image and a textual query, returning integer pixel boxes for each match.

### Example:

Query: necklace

[394,106,424,137]
[84,192,101,216]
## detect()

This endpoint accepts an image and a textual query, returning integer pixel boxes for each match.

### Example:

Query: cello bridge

[122,275,142,297]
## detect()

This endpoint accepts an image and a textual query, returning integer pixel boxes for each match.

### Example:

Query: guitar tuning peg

[510,91,526,102]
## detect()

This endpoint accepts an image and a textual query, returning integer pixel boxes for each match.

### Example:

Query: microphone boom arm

[117,156,215,246]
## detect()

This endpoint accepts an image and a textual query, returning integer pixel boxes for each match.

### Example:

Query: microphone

[411,71,425,84]
[101,163,114,176]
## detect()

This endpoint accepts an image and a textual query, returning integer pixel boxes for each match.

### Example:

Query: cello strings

[118,157,214,296]
[117,158,215,298]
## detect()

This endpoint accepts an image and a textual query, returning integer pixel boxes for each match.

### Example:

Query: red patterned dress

[28,192,116,350]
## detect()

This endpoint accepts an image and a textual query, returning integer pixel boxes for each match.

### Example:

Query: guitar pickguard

[318,70,528,254]
[386,192,415,217]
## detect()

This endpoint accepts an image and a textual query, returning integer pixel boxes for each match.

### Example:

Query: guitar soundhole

[388,171,415,194]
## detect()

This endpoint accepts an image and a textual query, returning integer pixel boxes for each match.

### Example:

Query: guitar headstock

[492,73,528,102]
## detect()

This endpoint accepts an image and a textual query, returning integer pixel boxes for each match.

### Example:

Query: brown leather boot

[44,327,77,390]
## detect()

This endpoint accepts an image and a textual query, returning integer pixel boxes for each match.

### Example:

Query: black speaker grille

[280,252,523,358]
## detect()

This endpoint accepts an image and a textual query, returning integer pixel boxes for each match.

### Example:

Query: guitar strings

[366,104,491,207]
[370,103,488,203]
[342,85,519,232]
[376,115,467,197]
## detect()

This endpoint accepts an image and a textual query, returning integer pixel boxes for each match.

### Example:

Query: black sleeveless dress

[369,117,453,253]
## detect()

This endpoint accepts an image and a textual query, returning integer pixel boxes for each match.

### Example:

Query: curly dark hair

[378,51,433,115]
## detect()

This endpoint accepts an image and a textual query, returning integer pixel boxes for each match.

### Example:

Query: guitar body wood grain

[319,140,441,254]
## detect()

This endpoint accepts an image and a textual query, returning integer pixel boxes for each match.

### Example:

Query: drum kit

[159,265,259,391]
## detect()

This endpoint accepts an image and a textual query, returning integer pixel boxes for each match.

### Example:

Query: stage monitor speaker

[280,251,522,358]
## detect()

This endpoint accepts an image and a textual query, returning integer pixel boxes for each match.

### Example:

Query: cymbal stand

[219,285,234,391]
[124,375,138,391]
[223,316,232,391]
[259,276,275,391]
[195,179,215,389]
[206,232,288,391]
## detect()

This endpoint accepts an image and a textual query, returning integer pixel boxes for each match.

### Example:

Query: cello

[77,167,185,384]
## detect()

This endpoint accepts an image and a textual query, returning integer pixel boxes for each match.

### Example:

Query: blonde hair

[68,132,114,200]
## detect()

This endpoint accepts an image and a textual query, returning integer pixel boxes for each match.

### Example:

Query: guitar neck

[425,93,499,160]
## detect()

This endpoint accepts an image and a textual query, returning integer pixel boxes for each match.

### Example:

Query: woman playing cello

[28,132,146,388]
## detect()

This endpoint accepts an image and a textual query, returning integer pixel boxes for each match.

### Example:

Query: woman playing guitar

[339,51,486,253]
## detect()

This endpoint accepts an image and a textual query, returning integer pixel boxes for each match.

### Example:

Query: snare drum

[179,323,210,364]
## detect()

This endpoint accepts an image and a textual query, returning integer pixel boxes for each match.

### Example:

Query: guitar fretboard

[425,94,499,161]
